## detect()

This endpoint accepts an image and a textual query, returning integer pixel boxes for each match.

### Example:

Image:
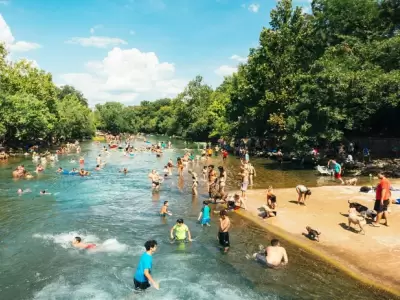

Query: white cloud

[248,3,260,13]
[10,41,41,52]
[90,24,103,34]
[129,30,136,35]
[230,54,247,63]
[66,36,127,48]
[59,47,187,106]
[215,65,237,77]
[0,14,41,53]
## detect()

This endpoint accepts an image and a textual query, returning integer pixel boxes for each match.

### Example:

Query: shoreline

[234,186,400,297]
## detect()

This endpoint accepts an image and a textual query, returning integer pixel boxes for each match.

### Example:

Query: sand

[236,185,400,297]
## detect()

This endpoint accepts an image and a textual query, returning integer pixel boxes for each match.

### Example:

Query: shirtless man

[72,236,96,250]
[148,170,161,191]
[218,210,231,252]
[253,239,288,268]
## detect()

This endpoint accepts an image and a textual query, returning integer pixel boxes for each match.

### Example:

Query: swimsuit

[85,244,96,249]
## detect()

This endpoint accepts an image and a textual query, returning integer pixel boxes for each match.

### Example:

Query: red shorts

[334,173,341,179]
[85,244,96,249]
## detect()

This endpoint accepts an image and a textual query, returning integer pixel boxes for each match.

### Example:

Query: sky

[0,0,311,106]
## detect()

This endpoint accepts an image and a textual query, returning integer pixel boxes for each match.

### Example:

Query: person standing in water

[134,240,159,290]
[218,210,231,252]
[248,163,256,186]
[198,201,211,226]
[170,219,192,242]
[160,201,172,217]
[253,239,288,268]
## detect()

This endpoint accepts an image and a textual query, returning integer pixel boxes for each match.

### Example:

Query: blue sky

[0,0,311,106]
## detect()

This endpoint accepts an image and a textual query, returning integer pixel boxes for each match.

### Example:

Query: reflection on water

[0,138,395,300]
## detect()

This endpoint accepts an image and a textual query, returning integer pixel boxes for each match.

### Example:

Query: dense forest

[1,0,400,151]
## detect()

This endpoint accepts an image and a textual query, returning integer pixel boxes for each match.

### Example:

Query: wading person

[134,240,159,290]
[372,172,391,227]
[248,163,256,186]
[218,210,231,252]
[253,239,288,268]
[170,219,192,242]
[208,165,217,200]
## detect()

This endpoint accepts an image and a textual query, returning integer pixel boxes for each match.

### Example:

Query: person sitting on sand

[295,185,311,205]
[227,193,247,211]
[252,239,288,268]
[303,226,321,241]
[160,201,172,217]
[261,194,277,219]
[72,236,96,250]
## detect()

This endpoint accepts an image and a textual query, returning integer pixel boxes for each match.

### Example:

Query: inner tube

[129,153,135,157]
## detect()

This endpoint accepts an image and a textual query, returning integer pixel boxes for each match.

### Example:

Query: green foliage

[0,43,94,145]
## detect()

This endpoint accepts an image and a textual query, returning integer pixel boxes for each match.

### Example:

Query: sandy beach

[236,184,400,297]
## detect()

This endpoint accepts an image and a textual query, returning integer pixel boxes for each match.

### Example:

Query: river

[0,138,395,300]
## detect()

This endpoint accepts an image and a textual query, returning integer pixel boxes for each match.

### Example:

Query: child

[160,201,172,217]
[198,201,211,226]
[192,175,198,195]
[202,166,207,180]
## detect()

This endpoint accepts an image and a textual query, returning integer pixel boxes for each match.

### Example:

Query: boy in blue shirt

[134,240,159,290]
[198,201,211,226]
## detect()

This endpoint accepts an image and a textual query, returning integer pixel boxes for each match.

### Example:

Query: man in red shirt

[372,172,390,227]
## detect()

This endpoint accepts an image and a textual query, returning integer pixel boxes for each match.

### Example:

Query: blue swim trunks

[201,217,210,225]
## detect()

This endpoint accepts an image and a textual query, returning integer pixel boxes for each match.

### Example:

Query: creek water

[0,138,395,300]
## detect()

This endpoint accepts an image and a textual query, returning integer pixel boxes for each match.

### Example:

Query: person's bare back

[266,241,288,267]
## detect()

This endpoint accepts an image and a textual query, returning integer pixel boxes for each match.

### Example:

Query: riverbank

[236,185,400,297]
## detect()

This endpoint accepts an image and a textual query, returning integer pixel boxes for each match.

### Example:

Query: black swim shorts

[153,181,160,186]
[218,231,230,248]
[374,199,389,212]
[134,279,150,290]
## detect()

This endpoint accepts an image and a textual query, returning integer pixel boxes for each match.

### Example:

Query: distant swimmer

[160,201,172,217]
[79,169,90,177]
[72,236,96,250]
[252,239,288,268]
[95,165,101,171]
[79,156,85,164]
[40,190,51,195]
[198,201,211,226]
[134,240,159,290]
[17,188,31,195]
[119,168,128,174]
[96,154,102,165]
[170,219,192,242]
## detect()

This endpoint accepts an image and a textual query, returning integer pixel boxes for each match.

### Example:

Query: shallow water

[0,138,396,300]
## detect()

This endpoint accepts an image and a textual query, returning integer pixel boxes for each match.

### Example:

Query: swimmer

[170,219,192,242]
[79,156,84,164]
[160,201,172,216]
[202,166,207,180]
[252,239,288,268]
[95,164,101,171]
[96,154,101,165]
[70,159,76,163]
[79,169,89,177]
[56,167,63,173]
[72,236,96,250]
[17,188,23,194]
[119,168,128,174]
[69,168,78,174]
[40,190,51,195]
[198,201,211,226]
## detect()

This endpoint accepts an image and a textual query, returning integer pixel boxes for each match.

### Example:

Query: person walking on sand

[218,210,231,252]
[134,240,159,290]
[372,172,391,227]
[253,239,288,268]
